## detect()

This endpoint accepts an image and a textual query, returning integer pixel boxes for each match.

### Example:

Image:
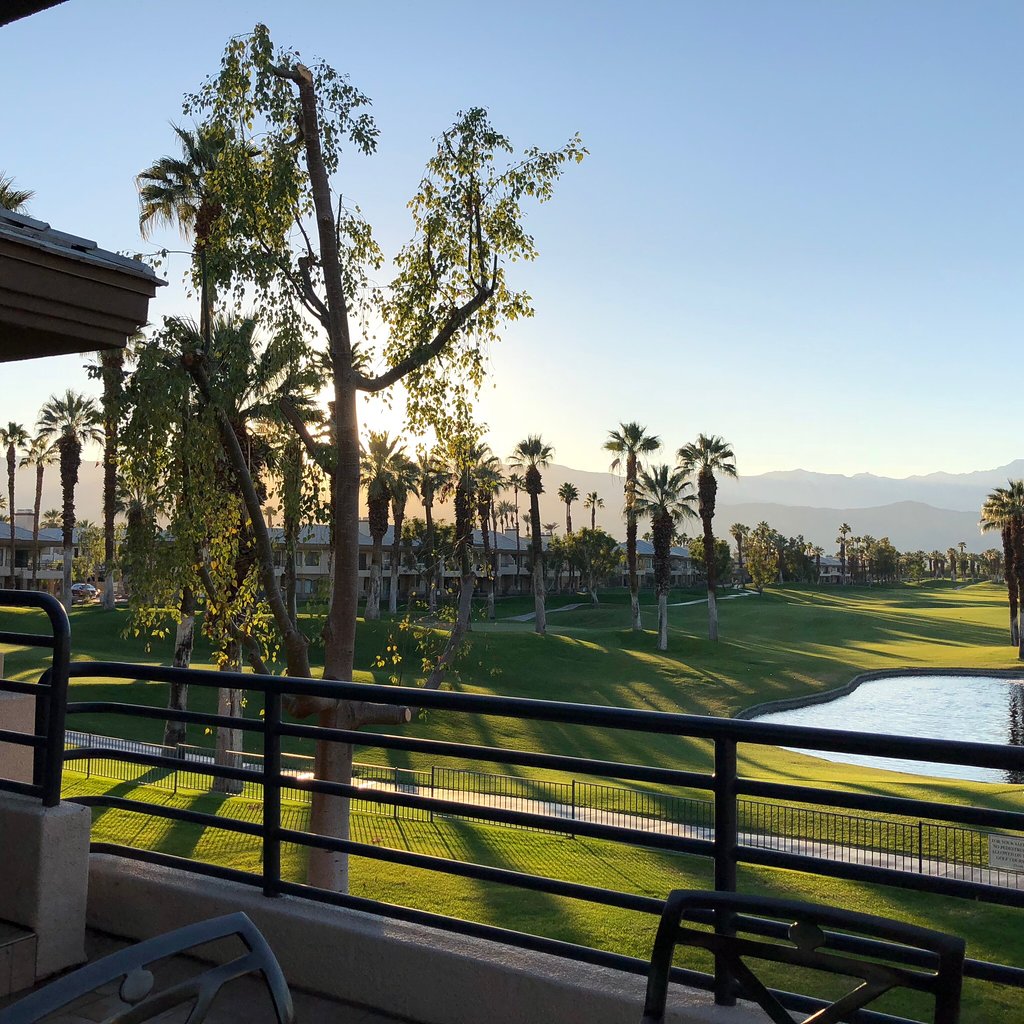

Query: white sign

[988,834,1024,873]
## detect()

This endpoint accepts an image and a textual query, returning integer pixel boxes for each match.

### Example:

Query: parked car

[70,582,98,603]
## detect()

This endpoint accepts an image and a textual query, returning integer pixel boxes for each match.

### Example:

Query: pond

[750,674,1024,784]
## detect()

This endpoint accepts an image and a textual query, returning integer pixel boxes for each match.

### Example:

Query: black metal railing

[47,658,1024,1021]
[0,589,69,806]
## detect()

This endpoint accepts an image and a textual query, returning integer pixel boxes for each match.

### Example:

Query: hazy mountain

[10,458,1002,553]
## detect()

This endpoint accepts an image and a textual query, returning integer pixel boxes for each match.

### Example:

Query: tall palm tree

[473,447,504,620]
[360,432,407,620]
[37,392,102,610]
[836,523,852,584]
[729,522,749,586]
[982,483,1023,645]
[605,422,661,630]
[583,490,604,531]
[388,453,419,614]
[557,481,579,535]
[99,349,125,609]
[414,450,445,611]
[509,435,554,635]
[677,433,736,641]
[137,125,251,345]
[507,472,525,594]
[0,173,33,212]
[635,465,696,650]
[20,435,54,590]
[0,423,29,588]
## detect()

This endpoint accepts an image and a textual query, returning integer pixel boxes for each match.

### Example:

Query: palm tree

[137,125,251,345]
[635,465,696,650]
[41,509,61,529]
[414,450,445,611]
[605,422,661,630]
[388,452,419,614]
[729,523,749,586]
[836,523,851,584]
[37,392,102,610]
[677,434,736,641]
[360,432,407,620]
[0,173,33,212]
[583,491,604,531]
[509,435,554,635]
[557,481,579,535]
[982,483,1023,645]
[507,472,525,594]
[0,423,29,588]
[473,447,504,620]
[20,435,54,590]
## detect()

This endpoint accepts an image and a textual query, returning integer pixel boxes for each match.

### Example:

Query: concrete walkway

[503,589,756,623]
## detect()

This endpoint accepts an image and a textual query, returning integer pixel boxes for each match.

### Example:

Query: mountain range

[9,458,1011,554]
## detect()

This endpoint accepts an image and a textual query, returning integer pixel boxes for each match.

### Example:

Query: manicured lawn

[4,581,1024,1017]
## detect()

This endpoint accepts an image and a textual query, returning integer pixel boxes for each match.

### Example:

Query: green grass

[4,581,1024,1017]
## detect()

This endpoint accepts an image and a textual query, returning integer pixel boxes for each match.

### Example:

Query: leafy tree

[677,433,736,640]
[635,464,696,650]
[687,536,733,587]
[171,25,582,890]
[37,393,102,610]
[982,483,1024,646]
[509,435,554,634]
[0,173,33,212]
[0,422,29,588]
[746,522,779,594]
[605,422,660,630]
[565,528,621,605]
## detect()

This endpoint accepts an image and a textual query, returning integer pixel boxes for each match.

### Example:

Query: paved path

[503,590,755,623]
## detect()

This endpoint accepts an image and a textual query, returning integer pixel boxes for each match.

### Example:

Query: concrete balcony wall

[87,856,756,1024]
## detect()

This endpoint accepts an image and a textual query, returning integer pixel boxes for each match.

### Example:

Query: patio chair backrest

[0,912,294,1024]
[640,890,965,1024]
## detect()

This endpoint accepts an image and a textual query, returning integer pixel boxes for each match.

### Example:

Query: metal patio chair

[640,890,965,1024]
[1,912,294,1024]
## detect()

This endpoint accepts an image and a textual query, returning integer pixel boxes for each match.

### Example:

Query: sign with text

[988,834,1024,873]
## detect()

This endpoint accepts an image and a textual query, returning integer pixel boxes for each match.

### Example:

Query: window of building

[304,550,321,567]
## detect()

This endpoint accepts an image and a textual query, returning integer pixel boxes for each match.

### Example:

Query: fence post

[394,766,400,819]
[918,821,924,874]
[430,764,436,823]
[263,690,282,898]
[713,737,738,1007]
[571,779,577,840]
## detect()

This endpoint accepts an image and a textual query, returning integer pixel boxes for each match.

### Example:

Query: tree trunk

[389,507,404,615]
[214,638,243,795]
[101,350,123,610]
[31,462,43,590]
[707,586,719,641]
[529,489,546,635]
[366,538,383,619]
[58,435,80,613]
[626,453,641,630]
[7,445,16,589]
[164,585,196,748]
[658,591,668,651]
[698,469,719,642]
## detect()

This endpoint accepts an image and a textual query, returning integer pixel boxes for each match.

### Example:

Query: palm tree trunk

[698,469,719,642]
[627,454,641,630]
[658,591,668,651]
[57,434,80,612]
[530,491,546,635]
[366,538,383,619]
[101,350,123,610]
[31,463,43,590]
[7,444,16,589]
[389,508,404,614]
[424,500,436,613]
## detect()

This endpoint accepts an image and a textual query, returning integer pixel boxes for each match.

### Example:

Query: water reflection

[753,675,1024,784]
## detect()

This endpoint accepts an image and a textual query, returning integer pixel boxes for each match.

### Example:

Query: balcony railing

[2,588,1024,1020]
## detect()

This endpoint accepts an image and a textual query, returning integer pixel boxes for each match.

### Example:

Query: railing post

[713,737,738,1007]
[430,764,436,822]
[394,766,400,819]
[263,689,282,898]
[571,779,577,840]
[918,821,924,874]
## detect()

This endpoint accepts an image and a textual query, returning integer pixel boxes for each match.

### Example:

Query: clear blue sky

[3,0,1021,476]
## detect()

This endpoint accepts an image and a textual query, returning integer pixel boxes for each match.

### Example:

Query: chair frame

[1,912,294,1024]
[641,890,965,1024]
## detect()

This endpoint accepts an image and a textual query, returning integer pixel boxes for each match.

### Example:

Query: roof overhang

[0,208,165,363]
[0,1,70,28]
